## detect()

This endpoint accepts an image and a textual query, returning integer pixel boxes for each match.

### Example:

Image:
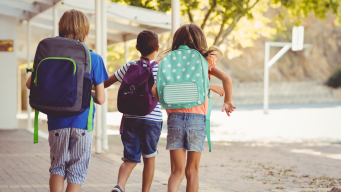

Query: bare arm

[210,84,224,96]
[91,82,106,105]
[104,74,118,88]
[26,74,32,89]
[210,66,236,116]
[93,74,118,90]
[151,83,159,102]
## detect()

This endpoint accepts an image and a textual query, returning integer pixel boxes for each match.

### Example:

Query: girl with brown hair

[152,23,236,192]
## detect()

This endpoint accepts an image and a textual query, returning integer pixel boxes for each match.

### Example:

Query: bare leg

[168,149,186,192]
[66,183,81,192]
[49,175,64,192]
[142,156,155,192]
[117,161,137,191]
[185,151,202,192]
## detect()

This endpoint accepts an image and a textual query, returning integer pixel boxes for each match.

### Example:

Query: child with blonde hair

[26,9,108,192]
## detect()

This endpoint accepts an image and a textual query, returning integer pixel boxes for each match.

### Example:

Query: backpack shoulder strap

[206,94,213,152]
[80,43,93,132]
[33,110,39,143]
[150,60,158,68]
[138,57,158,68]
[80,42,91,74]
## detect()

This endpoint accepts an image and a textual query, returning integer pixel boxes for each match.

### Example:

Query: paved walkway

[1,129,341,192]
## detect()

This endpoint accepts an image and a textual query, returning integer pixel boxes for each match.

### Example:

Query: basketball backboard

[292,26,304,51]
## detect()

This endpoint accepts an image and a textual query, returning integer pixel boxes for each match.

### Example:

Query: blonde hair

[157,24,222,64]
[59,9,90,42]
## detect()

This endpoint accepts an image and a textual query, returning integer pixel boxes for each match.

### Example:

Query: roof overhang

[0,0,176,46]
[0,0,64,20]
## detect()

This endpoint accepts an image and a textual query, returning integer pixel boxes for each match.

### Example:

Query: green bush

[327,68,341,88]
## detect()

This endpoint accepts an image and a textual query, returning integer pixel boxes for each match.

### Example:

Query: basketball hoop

[263,26,311,114]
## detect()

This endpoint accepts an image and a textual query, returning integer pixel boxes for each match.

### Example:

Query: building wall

[0,15,18,129]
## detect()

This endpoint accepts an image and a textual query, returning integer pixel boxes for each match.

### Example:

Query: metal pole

[101,0,108,151]
[95,0,102,153]
[26,20,31,129]
[267,44,292,68]
[263,42,270,114]
[171,0,180,36]
[53,5,58,37]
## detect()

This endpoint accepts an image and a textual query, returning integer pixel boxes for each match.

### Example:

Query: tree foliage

[111,0,341,47]
[327,68,341,88]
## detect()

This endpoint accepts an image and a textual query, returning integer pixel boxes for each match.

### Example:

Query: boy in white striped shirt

[103,30,162,192]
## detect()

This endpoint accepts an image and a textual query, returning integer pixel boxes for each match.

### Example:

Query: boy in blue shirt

[26,9,109,192]
[103,30,162,192]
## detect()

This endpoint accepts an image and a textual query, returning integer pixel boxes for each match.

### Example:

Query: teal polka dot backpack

[156,45,214,151]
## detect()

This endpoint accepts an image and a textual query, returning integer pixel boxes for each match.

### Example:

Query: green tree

[111,0,341,47]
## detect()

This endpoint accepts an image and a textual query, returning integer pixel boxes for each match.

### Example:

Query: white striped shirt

[114,60,162,121]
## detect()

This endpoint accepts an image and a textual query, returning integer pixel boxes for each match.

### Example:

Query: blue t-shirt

[47,51,109,131]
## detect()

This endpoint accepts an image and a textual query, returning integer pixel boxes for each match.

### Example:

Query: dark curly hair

[137,30,159,56]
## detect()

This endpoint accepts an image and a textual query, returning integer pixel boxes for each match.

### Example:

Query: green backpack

[156,45,214,151]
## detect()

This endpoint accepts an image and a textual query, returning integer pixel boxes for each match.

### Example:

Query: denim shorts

[166,113,206,152]
[48,128,93,185]
[121,118,162,163]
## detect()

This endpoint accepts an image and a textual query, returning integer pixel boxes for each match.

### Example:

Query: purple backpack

[117,57,158,116]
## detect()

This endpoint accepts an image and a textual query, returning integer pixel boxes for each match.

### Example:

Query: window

[0,40,13,52]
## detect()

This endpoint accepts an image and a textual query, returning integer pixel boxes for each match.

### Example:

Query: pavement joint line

[0,185,9,188]
[19,185,32,188]
[9,185,20,189]
[30,184,47,188]
[101,153,224,192]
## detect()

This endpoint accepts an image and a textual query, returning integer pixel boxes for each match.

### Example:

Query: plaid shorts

[48,128,93,185]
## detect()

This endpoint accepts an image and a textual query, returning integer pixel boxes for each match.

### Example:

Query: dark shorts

[166,113,206,152]
[121,118,163,163]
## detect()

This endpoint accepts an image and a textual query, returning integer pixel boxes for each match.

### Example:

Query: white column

[27,20,32,129]
[0,16,17,129]
[171,0,180,35]
[124,39,128,64]
[53,5,58,37]
[95,0,102,55]
[17,66,21,114]
[101,0,108,151]
[95,0,102,153]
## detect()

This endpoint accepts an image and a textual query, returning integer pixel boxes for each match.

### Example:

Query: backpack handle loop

[137,57,157,70]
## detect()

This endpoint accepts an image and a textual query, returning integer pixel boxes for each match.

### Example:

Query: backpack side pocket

[82,73,92,109]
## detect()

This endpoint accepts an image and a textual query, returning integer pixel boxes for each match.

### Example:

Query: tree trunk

[213,0,260,46]
[201,0,217,30]
[213,18,227,46]
[215,15,242,46]
[187,7,194,23]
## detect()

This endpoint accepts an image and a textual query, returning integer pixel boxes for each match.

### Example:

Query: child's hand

[222,102,236,117]
[210,84,225,97]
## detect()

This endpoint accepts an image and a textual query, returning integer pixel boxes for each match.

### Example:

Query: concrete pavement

[1,129,341,192]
